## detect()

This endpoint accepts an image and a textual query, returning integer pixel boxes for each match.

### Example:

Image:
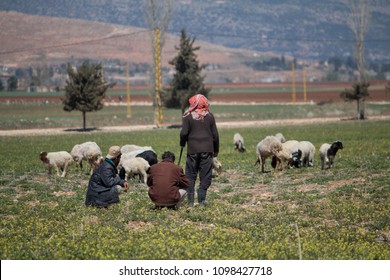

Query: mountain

[1,0,389,61]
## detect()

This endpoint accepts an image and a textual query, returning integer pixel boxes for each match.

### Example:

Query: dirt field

[1,81,389,104]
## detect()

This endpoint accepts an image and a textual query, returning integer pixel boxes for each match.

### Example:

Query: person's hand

[123,182,129,192]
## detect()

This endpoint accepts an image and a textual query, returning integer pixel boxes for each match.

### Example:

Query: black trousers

[185,152,213,204]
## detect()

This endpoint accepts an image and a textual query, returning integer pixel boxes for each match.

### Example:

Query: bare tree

[144,0,173,126]
[347,0,371,119]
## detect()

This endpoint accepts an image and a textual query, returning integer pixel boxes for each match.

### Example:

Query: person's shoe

[198,201,207,207]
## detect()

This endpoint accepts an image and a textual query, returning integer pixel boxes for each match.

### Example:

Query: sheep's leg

[54,165,61,177]
[259,156,265,173]
[61,163,69,177]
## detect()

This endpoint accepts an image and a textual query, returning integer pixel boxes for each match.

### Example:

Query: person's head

[183,94,210,120]
[161,151,175,163]
[106,146,122,165]
[188,94,209,111]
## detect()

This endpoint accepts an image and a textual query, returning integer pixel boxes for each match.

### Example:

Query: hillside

[1,0,389,61]
[0,11,304,84]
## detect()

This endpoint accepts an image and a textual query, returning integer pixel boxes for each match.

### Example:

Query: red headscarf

[183,94,209,120]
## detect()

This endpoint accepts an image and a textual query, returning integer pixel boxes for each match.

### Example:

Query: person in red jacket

[147,151,190,210]
[180,94,219,206]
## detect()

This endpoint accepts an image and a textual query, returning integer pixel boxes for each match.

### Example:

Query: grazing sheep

[290,149,303,168]
[136,150,158,166]
[319,140,344,170]
[120,144,154,155]
[212,157,222,175]
[233,133,246,152]
[275,132,286,143]
[255,136,283,173]
[118,157,150,184]
[39,151,74,177]
[272,140,300,170]
[297,141,316,167]
[70,141,103,175]
[120,147,157,166]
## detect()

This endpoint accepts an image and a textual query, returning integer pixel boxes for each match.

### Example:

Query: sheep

[255,136,283,173]
[319,140,344,170]
[118,157,150,184]
[297,141,316,167]
[120,144,154,155]
[136,150,158,167]
[70,141,103,175]
[120,147,157,166]
[212,157,222,175]
[39,151,74,177]
[275,132,286,143]
[233,133,246,152]
[272,140,300,170]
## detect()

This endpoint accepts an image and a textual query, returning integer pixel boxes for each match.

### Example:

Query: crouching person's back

[147,151,190,210]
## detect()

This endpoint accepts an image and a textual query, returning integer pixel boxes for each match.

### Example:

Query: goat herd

[39,133,343,181]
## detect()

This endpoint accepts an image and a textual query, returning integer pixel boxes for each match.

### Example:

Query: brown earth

[1,89,388,104]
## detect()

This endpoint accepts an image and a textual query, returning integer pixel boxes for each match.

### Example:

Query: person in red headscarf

[180,94,219,206]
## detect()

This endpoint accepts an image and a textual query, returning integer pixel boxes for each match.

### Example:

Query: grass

[1,101,390,130]
[0,119,389,260]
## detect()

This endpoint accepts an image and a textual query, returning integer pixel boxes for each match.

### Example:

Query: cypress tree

[164,29,210,113]
[63,61,114,130]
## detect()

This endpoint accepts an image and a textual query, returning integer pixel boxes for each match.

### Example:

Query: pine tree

[63,62,115,130]
[163,29,210,113]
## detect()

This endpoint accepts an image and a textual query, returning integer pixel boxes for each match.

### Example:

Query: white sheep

[319,140,344,170]
[39,151,74,177]
[255,136,283,173]
[275,132,286,143]
[118,157,150,184]
[297,141,316,167]
[213,157,222,175]
[120,144,155,155]
[272,140,300,170]
[233,133,246,152]
[70,141,103,175]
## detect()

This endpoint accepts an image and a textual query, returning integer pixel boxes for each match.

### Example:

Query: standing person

[85,146,129,208]
[180,94,219,206]
[147,151,190,210]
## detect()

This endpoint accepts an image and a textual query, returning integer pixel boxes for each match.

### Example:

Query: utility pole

[303,63,307,103]
[154,28,163,127]
[126,63,131,117]
[292,62,296,103]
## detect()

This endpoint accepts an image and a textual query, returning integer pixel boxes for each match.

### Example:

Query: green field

[0,120,389,259]
[1,101,390,130]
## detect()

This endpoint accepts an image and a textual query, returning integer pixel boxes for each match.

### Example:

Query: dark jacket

[179,112,219,155]
[147,160,190,206]
[85,158,126,207]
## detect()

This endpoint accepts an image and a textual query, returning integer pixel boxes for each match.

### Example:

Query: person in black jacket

[180,94,219,206]
[85,146,129,208]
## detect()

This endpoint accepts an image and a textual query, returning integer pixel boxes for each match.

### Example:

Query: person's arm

[210,114,220,156]
[178,167,190,189]
[180,116,190,147]
[101,166,125,188]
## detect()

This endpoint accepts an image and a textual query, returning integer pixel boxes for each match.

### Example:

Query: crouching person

[147,151,190,210]
[85,146,129,209]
